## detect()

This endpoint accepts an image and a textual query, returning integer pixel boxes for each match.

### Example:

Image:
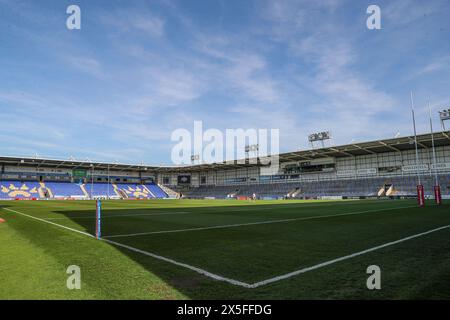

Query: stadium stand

[143,183,167,198]
[0,180,42,199]
[44,182,86,198]
[116,184,153,199]
[181,174,450,199]
[84,182,116,198]
[0,180,168,200]
[1,131,449,201]
[158,184,178,198]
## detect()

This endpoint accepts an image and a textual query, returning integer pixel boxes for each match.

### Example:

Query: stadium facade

[1,131,449,200]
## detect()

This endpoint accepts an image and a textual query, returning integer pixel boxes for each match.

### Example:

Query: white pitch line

[248,224,450,288]
[223,199,395,212]
[3,208,94,238]
[44,211,190,220]
[2,207,252,288]
[104,205,417,238]
[45,199,413,220]
[101,238,253,288]
[3,206,450,289]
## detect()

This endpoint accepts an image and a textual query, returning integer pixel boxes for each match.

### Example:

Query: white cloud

[415,55,450,76]
[224,53,278,103]
[99,9,165,38]
[384,0,441,27]
[65,57,104,78]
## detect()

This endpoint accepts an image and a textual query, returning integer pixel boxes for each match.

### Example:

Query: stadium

[2,0,450,307]
[2,131,450,201]
[1,130,450,299]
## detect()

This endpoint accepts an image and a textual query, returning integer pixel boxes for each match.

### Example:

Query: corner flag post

[95,199,102,239]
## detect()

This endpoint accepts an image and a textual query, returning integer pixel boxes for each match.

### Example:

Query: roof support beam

[55,161,67,169]
[440,131,450,141]
[379,141,401,153]
[352,144,377,155]
[329,147,354,157]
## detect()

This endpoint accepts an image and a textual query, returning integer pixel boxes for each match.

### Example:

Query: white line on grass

[42,200,400,219]
[248,224,450,288]
[4,205,449,289]
[101,238,253,288]
[2,207,253,288]
[3,208,94,238]
[44,211,190,220]
[224,200,389,211]
[103,205,417,238]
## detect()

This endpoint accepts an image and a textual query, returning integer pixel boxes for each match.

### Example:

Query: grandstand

[0,131,449,201]
[163,131,450,200]
[0,180,168,200]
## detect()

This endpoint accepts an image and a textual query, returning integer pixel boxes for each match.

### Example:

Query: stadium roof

[1,131,449,173]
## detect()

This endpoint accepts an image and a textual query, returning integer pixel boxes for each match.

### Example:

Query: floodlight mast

[439,109,450,130]
[191,154,200,165]
[245,144,259,160]
[308,131,331,149]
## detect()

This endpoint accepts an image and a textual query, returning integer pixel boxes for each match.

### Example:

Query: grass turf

[1,198,450,299]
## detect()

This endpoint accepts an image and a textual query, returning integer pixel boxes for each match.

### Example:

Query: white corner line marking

[104,205,417,238]
[2,207,252,288]
[101,237,252,288]
[248,224,450,288]
[3,207,94,238]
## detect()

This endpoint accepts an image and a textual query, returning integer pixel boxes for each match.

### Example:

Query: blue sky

[1,0,450,165]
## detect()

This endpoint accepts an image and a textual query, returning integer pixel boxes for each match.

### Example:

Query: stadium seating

[0,180,169,199]
[115,184,153,199]
[84,183,116,197]
[44,182,86,198]
[158,184,178,198]
[181,174,450,199]
[110,183,169,199]
[2,175,448,200]
[0,180,42,199]
[144,183,168,198]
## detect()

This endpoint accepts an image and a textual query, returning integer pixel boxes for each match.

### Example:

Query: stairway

[40,182,53,198]
[158,184,178,198]
[287,187,301,198]
[143,185,156,198]
[292,188,302,198]
[227,189,240,198]
[111,184,123,198]
[80,184,90,198]
[386,185,397,196]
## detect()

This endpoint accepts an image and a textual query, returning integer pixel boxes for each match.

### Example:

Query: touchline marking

[224,199,396,212]
[3,208,94,238]
[101,238,253,288]
[248,224,450,288]
[44,211,190,220]
[44,199,402,219]
[3,206,450,288]
[103,205,417,238]
[2,207,252,288]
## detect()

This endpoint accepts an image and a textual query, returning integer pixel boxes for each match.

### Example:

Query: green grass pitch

[1,198,450,299]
